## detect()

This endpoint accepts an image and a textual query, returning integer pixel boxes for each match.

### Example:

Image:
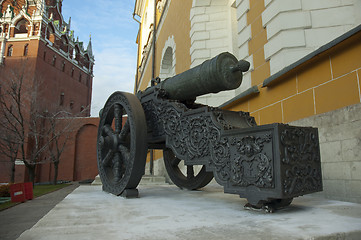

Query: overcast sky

[62,0,139,117]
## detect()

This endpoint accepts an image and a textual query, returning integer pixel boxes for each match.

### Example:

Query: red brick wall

[73,124,98,181]
[0,117,99,183]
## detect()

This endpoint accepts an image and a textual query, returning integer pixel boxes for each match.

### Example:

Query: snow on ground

[18,184,361,240]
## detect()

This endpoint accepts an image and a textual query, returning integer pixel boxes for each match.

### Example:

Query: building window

[43,51,46,61]
[62,61,65,72]
[79,73,82,82]
[15,18,29,35]
[52,55,56,66]
[60,92,64,106]
[23,44,29,56]
[74,47,79,61]
[71,67,74,77]
[80,106,85,112]
[86,76,90,87]
[7,45,13,57]
[47,25,55,43]
[61,36,69,53]
[69,101,74,109]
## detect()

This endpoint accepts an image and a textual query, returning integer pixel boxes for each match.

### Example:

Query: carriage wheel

[163,148,214,190]
[97,91,147,195]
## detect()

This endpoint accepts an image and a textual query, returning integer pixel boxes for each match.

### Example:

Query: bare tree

[0,61,31,181]
[44,108,87,184]
[0,60,55,183]
[0,124,20,183]
[1,59,88,184]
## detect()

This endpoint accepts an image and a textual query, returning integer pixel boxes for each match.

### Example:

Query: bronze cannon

[97,52,322,212]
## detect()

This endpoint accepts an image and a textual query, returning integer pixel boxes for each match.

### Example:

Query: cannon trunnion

[97,52,322,211]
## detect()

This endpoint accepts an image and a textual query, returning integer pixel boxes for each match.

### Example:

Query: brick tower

[0,0,96,183]
[0,0,94,116]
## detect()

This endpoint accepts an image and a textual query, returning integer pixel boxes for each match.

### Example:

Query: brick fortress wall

[0,117,99,183]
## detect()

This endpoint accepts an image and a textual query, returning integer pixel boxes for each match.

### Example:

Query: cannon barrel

[158,52,250,101]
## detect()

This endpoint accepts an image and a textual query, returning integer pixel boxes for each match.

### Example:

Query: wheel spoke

[119,119,130,141]
[114,104,123,134]
[187,166,194,179]
[118,144,130,166]
[113,152,123,182]
[102,150,114,167]
[103,124,115,137]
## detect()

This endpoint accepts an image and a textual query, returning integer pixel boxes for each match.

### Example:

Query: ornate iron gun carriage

[97,52,322,211]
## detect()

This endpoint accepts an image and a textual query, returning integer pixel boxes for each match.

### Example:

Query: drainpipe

[149,0,158,176]
[132,13,141,92]
[132,0,142,92]
[132,1,156,175]
[151,0,156,81]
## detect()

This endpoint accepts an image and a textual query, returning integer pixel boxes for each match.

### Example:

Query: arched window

[74,46,80,61]
[46,24,55,43]
[43,51,46,60]
[62,61,65,72]
[60,92,64,106]
[79,73,82,82]
[71,67,74,77]
[7,45,13,56]
[61,35,69,53]
[159,46,176,80]
[15,19,29,35]
[23,44,29,56]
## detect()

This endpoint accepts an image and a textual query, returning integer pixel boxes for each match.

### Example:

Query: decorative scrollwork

[213,111,234,130]
[280,126,322,195]
[230,134,274,188]
[142,101,165,138]
[185,117,211,159]
[239,111,257,127]
[231,134,272,157]
[141,90,322,203]
[281,127,320,164]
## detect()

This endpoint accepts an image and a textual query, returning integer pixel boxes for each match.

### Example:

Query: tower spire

[68,16,71,30]
[87,33,93,57]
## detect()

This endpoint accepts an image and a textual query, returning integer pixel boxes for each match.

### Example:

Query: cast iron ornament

[96,52,322,211]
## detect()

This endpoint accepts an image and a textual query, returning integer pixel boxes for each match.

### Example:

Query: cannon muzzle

[159,52,249,101]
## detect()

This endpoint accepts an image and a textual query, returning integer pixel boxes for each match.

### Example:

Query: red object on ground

[24,182,33,200]
[9,182,33,202]
[10,183,26,203]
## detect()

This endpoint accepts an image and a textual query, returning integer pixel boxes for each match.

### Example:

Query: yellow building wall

[137,0,192,162]
[228,27,361,126]
[137,0,192,90]
[137,0,361,165]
